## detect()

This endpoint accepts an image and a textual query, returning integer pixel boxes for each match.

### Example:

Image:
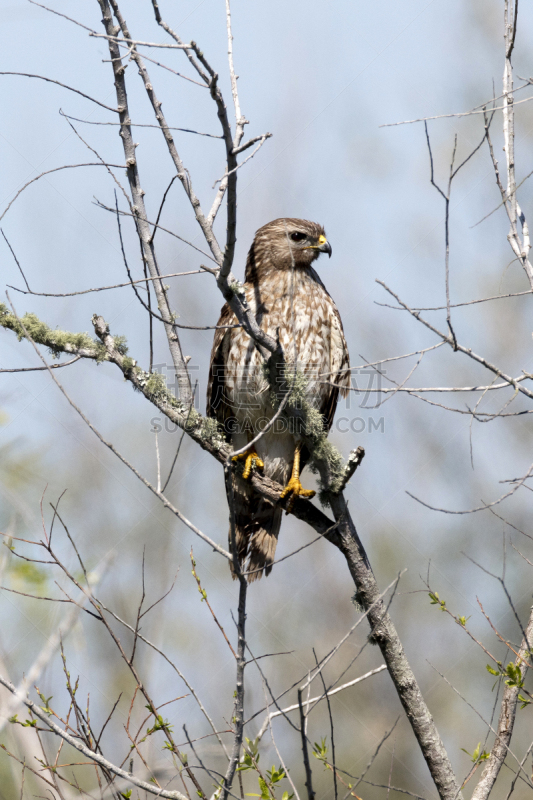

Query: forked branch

[471,604,533,799]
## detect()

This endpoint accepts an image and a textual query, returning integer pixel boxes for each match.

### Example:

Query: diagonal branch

[96,0,192,404]
[256,666,386,738]
[0,673,188,800]
[0,163,126,223]
[376,280,533,401]
[108,0,223,265]
[0,71,118,112]
[104,0,277,379]
[298,689,315,800]
[1,304,464,800]
[493,0,533,289]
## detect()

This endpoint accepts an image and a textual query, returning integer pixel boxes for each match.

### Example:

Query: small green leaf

[504,663,524,688]
[428,591,446,610]
[462,743,489,763]
[255,777,270,800]
[245,737,259,757]
[147,715,174,736]
[267,765,286,784]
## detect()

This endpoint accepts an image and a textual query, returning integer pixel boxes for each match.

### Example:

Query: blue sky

[1,0,533,796]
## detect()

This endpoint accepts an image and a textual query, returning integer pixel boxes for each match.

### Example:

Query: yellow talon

[280,444,316,514]
[232,449,264,480]
[280,477,316,513]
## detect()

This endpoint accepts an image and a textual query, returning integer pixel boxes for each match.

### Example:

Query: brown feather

[207,218,350,581]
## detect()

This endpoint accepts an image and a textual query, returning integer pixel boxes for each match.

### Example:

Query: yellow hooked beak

[317,234,332,258]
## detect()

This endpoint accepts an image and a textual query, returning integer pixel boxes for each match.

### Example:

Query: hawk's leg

[232,449,265,480]
[280,443,316,513]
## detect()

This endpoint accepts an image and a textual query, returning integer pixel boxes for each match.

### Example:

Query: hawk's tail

[228,476,282,582]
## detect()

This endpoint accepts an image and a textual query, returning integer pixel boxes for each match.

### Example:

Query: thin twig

[0,71,118,112]
[0,163,126,222]
[0,672,188,799]
[9,270,207,298]
[297,689,315,800]
[61,112,221,135]
[314,649,337,800]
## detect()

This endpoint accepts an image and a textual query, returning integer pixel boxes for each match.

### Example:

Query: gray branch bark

[328,493,463,800]
[97,0,192,404]
[1,301,463,799]
[471,605,533,800]
[0,673,188,800]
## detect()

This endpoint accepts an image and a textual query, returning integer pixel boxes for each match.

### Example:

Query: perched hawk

[207,218,350,581]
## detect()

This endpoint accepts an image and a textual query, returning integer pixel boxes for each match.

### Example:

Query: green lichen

[144,371,167,399]
[132,368,183,413]
[136,372,226,450]
[229,280,245,299]
[272,364,346,503]
[0,303,110,360]
[113,336,129,356]
[197,415,225,450]
[178,407,225,450]
[94,345,108,363]
[122,356,135,371]
[0,305,227,453]
[308,436,345,504]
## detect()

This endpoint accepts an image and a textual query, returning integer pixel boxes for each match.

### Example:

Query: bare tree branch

[97,0,192,404]
[0,71,118,111]
[0,672,189,800]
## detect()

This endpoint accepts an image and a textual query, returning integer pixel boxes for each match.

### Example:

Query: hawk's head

[249,218,332,276]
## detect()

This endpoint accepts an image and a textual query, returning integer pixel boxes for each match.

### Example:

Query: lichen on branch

[0,303,228,456]
[0,302,127,361]
[270,365,348,503]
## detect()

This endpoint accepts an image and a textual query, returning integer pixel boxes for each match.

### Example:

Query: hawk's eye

[290,231,306,242]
